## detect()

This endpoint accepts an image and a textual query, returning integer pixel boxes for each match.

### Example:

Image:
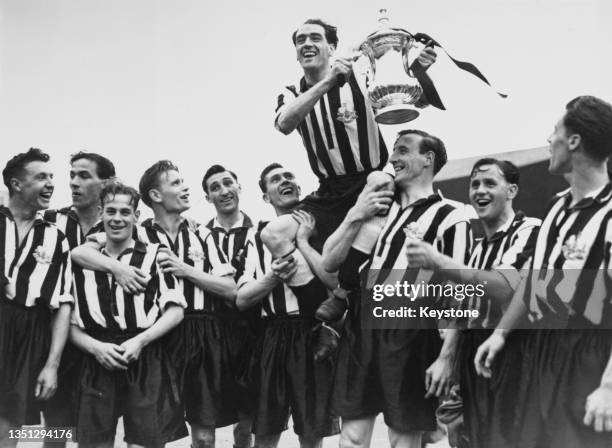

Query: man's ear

[425,151,435,169]
[262,193,271,204]
[568,133,581,152]
[507,184,518,200]
[9,178,21,193]
[134,209,141,221]
[205,193,211,203]
[149,188,162,204]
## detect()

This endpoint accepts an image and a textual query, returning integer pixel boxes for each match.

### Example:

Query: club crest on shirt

[336,102,357,123]
[188,246,205,262]
[403,222,424,241]
[561,233,587,260]
[33,245,53,264]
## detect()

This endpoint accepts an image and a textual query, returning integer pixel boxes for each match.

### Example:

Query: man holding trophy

[274,16,437,240]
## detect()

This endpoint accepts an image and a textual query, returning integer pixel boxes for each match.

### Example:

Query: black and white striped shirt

[276,76,387,179]
[205,213,255,282]
[136,218,233,313]
[44,207,104,249]
[0,206,72,309]
[238,221,326,318]
[71,240,186,331]
[466,212,540,328]
[524,183,612,328]
[366,194,472,288]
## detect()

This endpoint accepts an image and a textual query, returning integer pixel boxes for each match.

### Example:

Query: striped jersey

[524,183,612,328]
[238,221,327,318]
[366,194,472,285]
[205,212,256,317]
[275,75,387,179]
[0,206,72,309]
[71,240,186,331]
[135,218,233,313]
[44,207,104,249]
[465,212,541,328]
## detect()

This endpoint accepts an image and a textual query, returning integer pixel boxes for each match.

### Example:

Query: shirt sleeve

[49,235,74,310]
[236,239,262,289]
[494,222,540,290]
[154,247,187,311]
[274,85,299,131]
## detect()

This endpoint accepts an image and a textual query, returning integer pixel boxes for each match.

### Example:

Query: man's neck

[153,207,183,238]
[568,158,610,204]
[8,198,37,223]
[304,65,330,87]
[398,180,435,208]
[482,207,514,240]
[274,204,295,217]
[104,237,135,258]
[216,209,242,230]
[74,205,101,233]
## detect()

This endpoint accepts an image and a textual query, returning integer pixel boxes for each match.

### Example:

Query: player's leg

[339,417,376,448]
[253,433,281,448]
[387,428,422,448]
[233,412,253,448]
[191,425,216,448]
[0,417,18,448]
[298,435,322,448]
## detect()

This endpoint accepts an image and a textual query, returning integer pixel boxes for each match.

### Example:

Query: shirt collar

[207,212,253,232]
[101,239,147,259]
[558,182,612,210]
[0,205,46,225]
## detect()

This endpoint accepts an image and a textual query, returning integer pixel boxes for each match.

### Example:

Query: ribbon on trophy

[410,31,507,111]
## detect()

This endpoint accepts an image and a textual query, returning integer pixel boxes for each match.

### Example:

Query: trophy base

[375,104,420,125]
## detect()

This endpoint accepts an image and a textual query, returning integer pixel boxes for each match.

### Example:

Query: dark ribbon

[410,32,508,110]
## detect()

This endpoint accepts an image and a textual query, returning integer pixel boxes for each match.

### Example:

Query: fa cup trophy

[357,8,428,124]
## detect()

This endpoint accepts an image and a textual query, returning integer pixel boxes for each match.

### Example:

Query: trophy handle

[402,36,418,78]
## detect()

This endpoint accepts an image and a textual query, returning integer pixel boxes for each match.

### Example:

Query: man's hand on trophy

[328,57,354,86]
[417,44,437,70]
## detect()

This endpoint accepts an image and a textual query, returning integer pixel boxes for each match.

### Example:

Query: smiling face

[262,167,301,211]
[70,158,104,211]
[294,23,334,72]
[151,169,190,213]
[102,193,139,244]
[389,133,432,186]
[469,164,516,223]
[547,115,576,175]
[205,171,241,215]
[13,161,55,211]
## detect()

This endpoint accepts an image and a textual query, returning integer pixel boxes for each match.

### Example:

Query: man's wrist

[493,328,510,339]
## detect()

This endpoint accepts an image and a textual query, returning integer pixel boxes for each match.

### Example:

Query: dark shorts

[0,299,51,426]
[458,329,527,448]
[513,330,612,448]
[332,299,442,433]
[165,313,255,428]
[299,172,369,242]
[249,316,339,438]
[74,331,186,445]
[42,342,81,429]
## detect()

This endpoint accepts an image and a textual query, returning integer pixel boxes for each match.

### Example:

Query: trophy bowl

[358,10,425,125]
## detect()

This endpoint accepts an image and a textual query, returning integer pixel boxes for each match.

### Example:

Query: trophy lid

[362,8,413,58]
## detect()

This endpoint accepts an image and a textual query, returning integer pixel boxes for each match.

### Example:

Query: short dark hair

[259,163,283,193]
[139,160,179,207]
[470,158,520,186]
[395,130,448,175]
[2,148,50,194]
[292,19,338,48]
[563,96,612,161]
[100,179,140,210]
[70,151,116,179]
[202,164,238,194]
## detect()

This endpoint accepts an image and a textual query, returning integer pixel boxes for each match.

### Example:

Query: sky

[1,0,611,221]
